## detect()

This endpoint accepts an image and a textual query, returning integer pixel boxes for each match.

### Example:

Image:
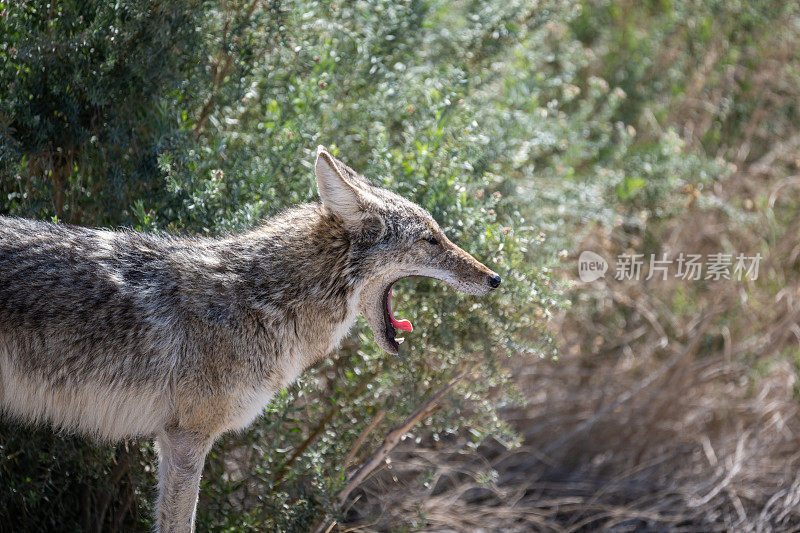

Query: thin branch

[272,402,341,488]
[95,448,130,533]
[312,367,474,533]
[273,376,372,489]
[343,411,386,469]
[193,0,263,137]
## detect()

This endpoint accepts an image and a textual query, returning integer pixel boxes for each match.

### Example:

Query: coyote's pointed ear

[315,145,364,223]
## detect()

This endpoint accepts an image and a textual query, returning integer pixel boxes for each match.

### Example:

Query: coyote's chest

[225,301,360,431]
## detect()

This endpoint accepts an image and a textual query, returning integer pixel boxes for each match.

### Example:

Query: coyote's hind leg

[155,428,214,533]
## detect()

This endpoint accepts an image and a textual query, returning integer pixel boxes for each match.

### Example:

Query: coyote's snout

[0,145,499,531]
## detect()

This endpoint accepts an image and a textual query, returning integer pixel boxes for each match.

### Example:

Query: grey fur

[0,146,499,531]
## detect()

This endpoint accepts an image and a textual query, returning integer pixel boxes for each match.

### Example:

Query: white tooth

[396,338,405,344]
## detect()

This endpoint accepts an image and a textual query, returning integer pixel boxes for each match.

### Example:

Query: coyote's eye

[424,236,439,246]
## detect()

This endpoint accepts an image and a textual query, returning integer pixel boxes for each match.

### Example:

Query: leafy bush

[0,0,208,224]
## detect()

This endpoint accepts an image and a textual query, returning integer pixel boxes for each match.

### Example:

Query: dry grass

[338,305,800,531]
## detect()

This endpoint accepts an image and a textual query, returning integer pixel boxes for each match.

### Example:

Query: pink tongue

[387,287,413,332]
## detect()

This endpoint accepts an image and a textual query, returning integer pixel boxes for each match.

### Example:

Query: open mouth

[382,281,413,351]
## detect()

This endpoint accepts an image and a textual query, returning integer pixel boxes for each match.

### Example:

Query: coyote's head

[314,146,501,354]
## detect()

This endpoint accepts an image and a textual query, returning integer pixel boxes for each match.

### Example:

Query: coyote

[0,146,500,531]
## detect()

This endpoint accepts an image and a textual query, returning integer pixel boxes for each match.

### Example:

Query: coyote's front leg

[155,428,214,533]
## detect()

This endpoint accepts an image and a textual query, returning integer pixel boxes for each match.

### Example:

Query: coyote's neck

[226,203,362,361]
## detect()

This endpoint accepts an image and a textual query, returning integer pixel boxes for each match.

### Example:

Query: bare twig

[273,377,372,489]
[271,402,341,488]
[194,0,263,137]
[343,410,386,469]
[312,367,473,533]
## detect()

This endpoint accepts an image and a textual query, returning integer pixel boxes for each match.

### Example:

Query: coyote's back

[0,217,188,439]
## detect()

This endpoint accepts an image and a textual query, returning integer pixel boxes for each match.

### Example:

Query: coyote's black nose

[488,274,502,288]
